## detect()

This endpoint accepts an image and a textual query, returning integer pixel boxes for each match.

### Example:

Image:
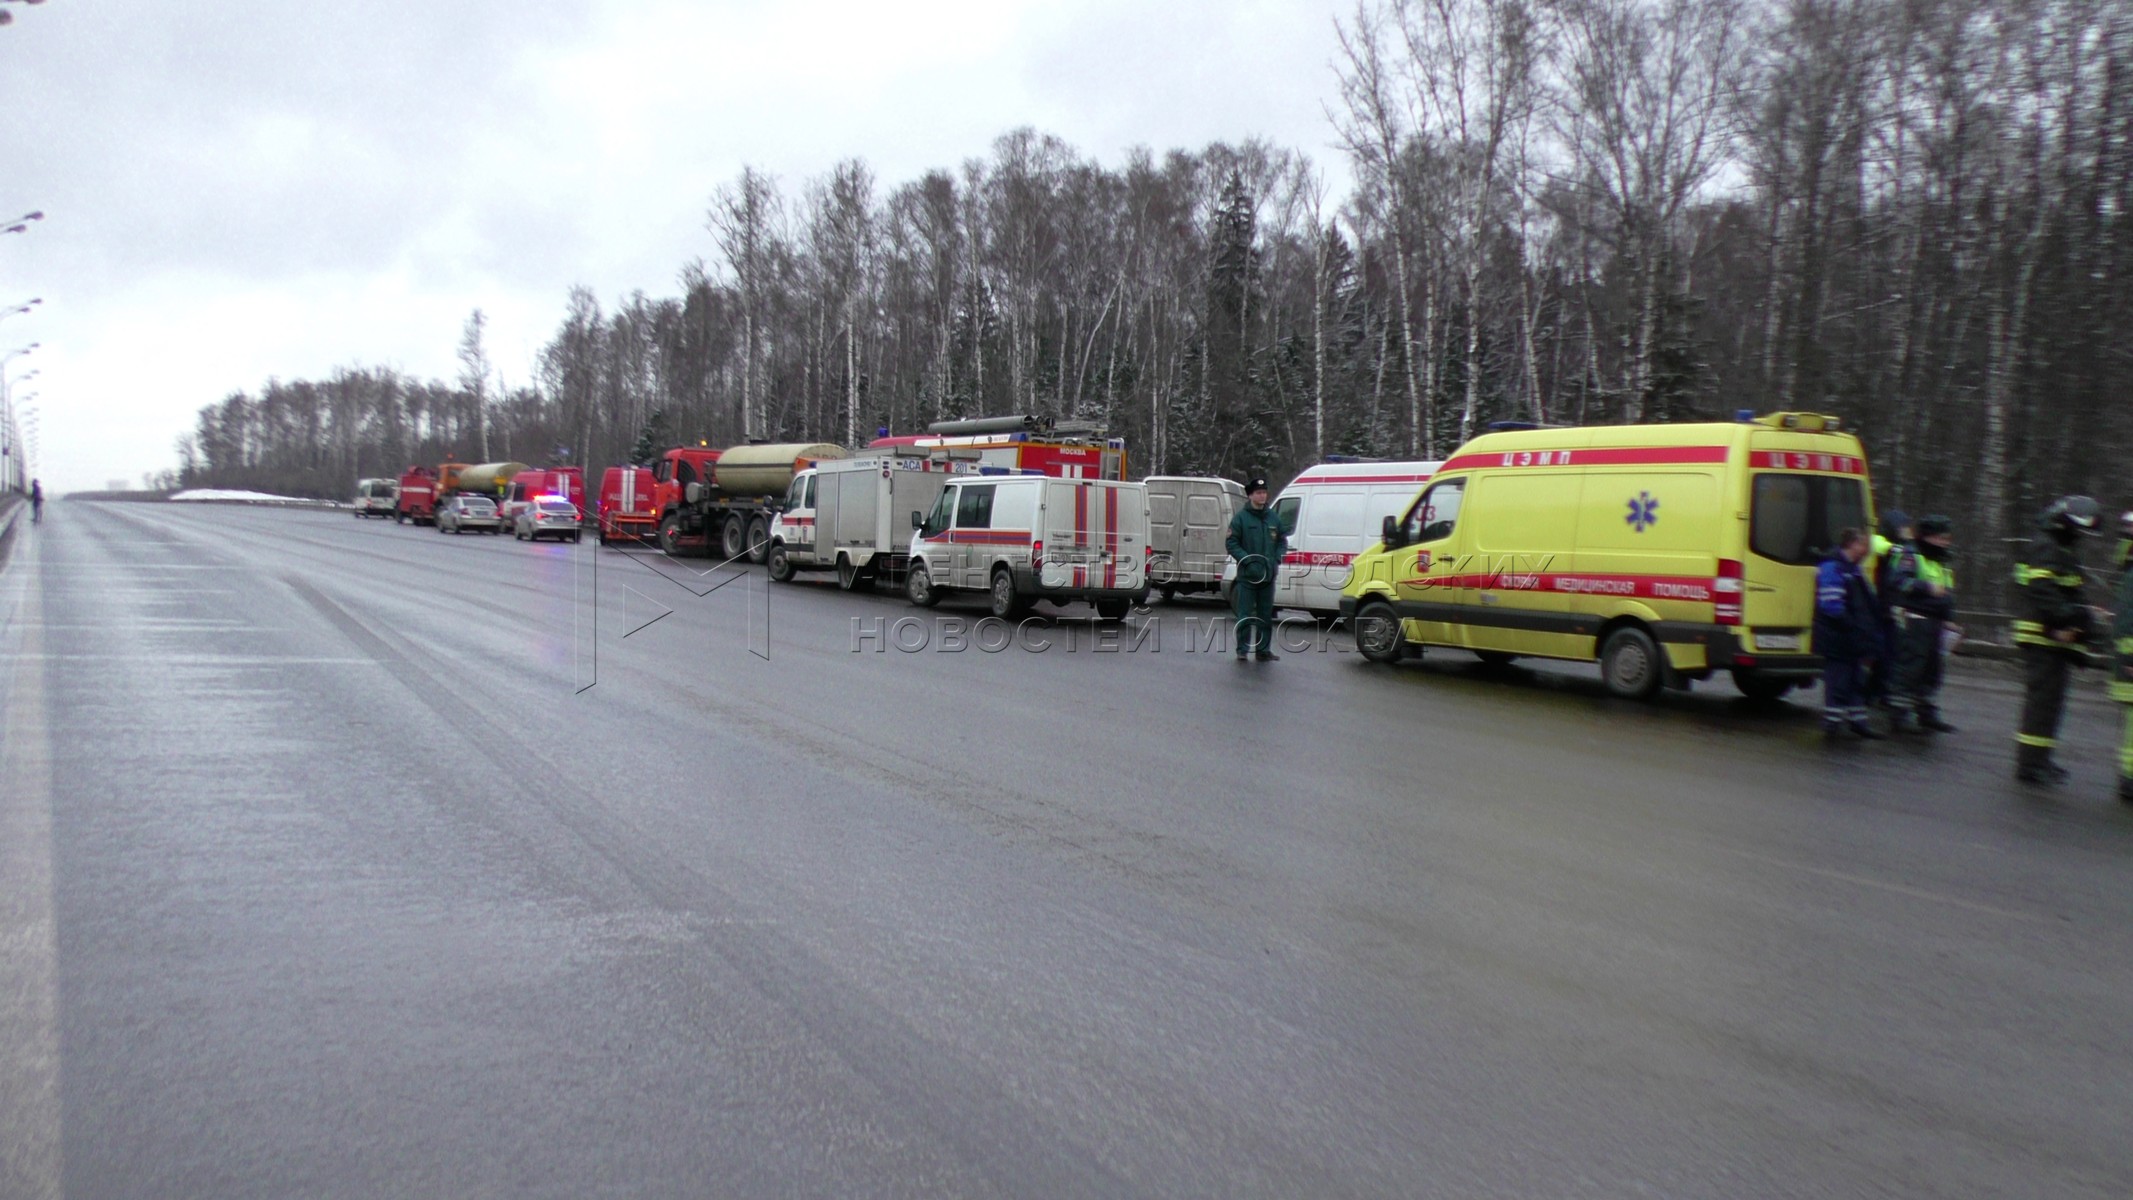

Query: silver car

[516,496,582,543]
[437,494,503,535]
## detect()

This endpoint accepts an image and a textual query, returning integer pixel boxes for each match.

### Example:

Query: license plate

[1754,632,1802,652]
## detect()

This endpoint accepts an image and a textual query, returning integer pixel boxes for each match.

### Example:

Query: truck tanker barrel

[456,462,530,497]
[925,415,1052,436]
[709,443,847,498]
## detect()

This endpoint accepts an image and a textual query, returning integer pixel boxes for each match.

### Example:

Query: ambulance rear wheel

[989,569,1025,620]
[1600,626,1664,700]
[907,564,939,608]
[1355,601,1407,664]
[767,543,796,583]
[745,515,771,564]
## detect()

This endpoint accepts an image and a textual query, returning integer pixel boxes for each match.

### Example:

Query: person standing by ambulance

[1817,528,1884,741]
[2109,562,2133,804]
[1867,510,1915,708]
[1227,476,1287,661]
[1888,515,1958,734]
[2013,495,2103,784]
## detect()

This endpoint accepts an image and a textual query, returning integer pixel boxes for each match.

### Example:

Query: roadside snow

[168,489,321,503]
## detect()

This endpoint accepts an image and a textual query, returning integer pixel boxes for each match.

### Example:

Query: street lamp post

[0,298,42,323]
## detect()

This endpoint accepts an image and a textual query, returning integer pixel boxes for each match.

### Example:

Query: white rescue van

[1221,459,1441,620]
[1145,476,1245,600]
[905,474,1149,620]
[769,456,963,591]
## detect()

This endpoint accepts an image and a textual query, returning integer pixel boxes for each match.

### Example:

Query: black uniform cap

[1246,477,1269,494]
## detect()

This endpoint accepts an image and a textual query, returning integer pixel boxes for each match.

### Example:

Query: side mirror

[1382,514,1404,549]
[911,510,924,529]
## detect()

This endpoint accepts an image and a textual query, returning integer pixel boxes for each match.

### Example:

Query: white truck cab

[905,474,1149,621]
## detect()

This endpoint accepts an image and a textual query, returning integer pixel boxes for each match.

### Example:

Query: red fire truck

[865,416,1126,480]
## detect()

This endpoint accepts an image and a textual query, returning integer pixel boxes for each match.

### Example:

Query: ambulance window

[957,484,996,529]
[1272,495,1302,537]
[804,475,817,507]
[920,490,954,537]
[1406,479,1464,542]
[1752,475,1869,565]
[786,477,805,509]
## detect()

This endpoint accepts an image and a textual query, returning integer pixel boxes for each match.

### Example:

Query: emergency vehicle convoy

[1341,412,1873,702]
[373,410,1890,713]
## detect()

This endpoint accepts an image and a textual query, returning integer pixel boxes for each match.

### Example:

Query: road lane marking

[0,578,62,1200]
[1717,847,2052,925]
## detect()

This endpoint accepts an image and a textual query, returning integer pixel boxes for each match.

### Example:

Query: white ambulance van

[1221,459,1442,621]
[905,474,1150,620]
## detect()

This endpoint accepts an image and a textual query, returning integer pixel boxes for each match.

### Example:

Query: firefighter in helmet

[2013,495,2103,784]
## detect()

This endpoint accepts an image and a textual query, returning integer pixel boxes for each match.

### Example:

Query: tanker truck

[395,460,527,524]
[650,442,848,562]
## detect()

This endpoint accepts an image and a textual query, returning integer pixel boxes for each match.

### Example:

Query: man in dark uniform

[2013,495,2103,784]
[29,477,42,523]
[1888,514,1958,734]
[1226,476,1287,661]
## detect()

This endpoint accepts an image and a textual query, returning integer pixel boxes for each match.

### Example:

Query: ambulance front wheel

[906,564,939,608]
[1600,626,1664,700]
[767,543,796,583]
[1355,601,1408,665]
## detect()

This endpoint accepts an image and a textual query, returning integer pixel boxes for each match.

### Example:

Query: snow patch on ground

[168,489,322,504]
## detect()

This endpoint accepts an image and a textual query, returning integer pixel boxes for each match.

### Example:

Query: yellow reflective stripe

[2055,573,2084,587]
[2110,681,2133,703]
[2117,636,2133,654]
[2015,733,2058,748]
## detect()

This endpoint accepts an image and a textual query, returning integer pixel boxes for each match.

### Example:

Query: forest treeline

[178,0,2130,581]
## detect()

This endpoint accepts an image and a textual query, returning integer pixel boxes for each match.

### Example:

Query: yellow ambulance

[1339,413,1876,700]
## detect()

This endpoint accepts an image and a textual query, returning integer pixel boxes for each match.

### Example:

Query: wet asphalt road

[3,499,2132,1199]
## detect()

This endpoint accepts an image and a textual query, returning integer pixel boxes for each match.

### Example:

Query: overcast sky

[1,0,1354,493]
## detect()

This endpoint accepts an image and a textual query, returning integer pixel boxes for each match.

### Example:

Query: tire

[719,513,748,562]
[570,533,581,544]
[745,515,771,564]
[658,512,684,557]
[988,569,1022,620]
[907,564,939,608]
[767,543,796,583]
[397,512,407,524]
[1600,626,1664,700]
[1354,601,1408,664]
[1158,585,1176,603]
[1732,670,1795,703]
[1474,650,1518,668]
[836,556,865,592]
[1095,599,1131,622]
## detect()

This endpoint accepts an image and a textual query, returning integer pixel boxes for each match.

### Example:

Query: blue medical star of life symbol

[1626,491,1660,532]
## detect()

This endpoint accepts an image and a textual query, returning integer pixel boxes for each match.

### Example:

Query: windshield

[1751,474,1869,565]
[536,499,575,512]
[462,498,495,512]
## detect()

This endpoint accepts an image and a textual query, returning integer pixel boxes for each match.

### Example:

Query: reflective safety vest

[1915,556,1953,593]
[2011,552,2088,648]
